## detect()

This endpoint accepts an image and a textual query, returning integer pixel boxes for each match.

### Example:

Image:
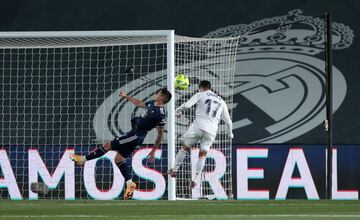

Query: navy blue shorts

[110,132,144,158]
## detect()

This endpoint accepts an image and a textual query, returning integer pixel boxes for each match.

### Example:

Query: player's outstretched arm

[176,93,200,115]
[148,126,164,163]
[119,91,146,108]
[221,103,234,140]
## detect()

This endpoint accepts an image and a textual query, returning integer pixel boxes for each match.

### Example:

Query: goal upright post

[0,30,178,200]
[0,30,237,200]
[166,30,176,201]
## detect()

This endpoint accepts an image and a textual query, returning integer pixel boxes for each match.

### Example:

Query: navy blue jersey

[130,100,166,137]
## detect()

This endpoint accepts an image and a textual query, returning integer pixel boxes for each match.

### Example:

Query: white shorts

[183,124,216,152]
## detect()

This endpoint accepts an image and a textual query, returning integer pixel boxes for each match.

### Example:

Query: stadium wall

[1,0,359,145]
[1,145,359,200]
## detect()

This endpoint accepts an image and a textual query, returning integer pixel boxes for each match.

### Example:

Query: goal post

[166,30,176,201]
[173,37,239,200]
[0,30,238,200]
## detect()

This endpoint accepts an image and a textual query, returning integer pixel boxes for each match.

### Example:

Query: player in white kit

[168,80,233,187]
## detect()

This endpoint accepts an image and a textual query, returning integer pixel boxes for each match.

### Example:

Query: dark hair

[199,80,211,90]
[156,88,172,104]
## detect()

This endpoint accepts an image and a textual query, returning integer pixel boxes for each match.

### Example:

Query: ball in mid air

[174,74,190,90]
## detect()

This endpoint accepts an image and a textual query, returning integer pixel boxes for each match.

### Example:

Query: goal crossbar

[0,30,238,201]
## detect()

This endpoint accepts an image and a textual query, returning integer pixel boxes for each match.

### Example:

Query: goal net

[0,31,238,200]
[174,38,238,200]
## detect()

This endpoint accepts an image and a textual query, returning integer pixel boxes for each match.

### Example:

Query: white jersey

[176,90,232,136]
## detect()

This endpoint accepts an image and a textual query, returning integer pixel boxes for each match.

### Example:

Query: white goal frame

[0,30,176,200]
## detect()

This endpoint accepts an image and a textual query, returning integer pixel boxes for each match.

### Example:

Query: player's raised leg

[115,153,136,200]
[110,132,143,199]
[168,144,190,177]
[70,142,110,165]
[168,124,198,177]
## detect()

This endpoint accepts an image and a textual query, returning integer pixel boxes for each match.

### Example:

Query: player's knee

[115,153,125,164]
[199,150,207,158]
[181,145,190,152]
[103,142,112,151]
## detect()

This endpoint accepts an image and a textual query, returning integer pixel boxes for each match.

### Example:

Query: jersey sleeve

[176,93,201,113]
[221,102,233,134]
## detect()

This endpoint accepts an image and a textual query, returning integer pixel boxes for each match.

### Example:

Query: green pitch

[1,200,360,220]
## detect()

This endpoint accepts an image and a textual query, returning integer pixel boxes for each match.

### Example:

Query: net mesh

[0,33,238,200]
[174,39,238,199]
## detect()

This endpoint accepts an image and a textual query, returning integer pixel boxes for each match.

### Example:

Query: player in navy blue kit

[70,88,172,199]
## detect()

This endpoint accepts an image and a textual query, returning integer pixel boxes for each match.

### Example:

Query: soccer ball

[174,74,190,90]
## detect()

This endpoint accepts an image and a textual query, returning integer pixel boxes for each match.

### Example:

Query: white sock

[126,179,133,186]
[173,149,187,172]
[193,157,205,183]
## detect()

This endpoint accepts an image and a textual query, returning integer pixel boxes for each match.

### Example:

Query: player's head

[198,80,211,92]
[155,88,172,105]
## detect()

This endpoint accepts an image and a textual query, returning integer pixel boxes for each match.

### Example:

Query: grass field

[1,200,360,220]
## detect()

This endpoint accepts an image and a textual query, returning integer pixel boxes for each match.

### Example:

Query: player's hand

[119,91,127,98]
[175,112,182,118]
[147,148,156,163]
[227,133,234,141]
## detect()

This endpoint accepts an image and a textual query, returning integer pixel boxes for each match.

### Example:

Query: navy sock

[117,160,132,182]
[85,146,107,160]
